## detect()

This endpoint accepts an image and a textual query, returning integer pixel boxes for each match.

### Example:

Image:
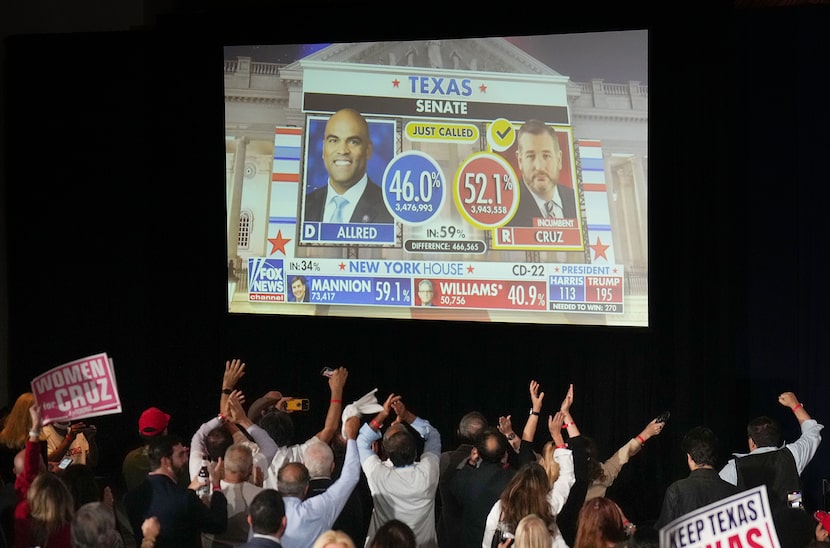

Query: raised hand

[391,397,410,423]
[498,415,514,436]
[275,396,294,413]
[499,415,521,450]
[328,366,348,394]
[549,411,566,446]
[529,380,545,412]
[225,390,246,422]
[382,393,400,416]
[29,404,42,431]
[642,418,664,440]
[223,359,246,390]
[560,383,574,414]
[778,391,799,409]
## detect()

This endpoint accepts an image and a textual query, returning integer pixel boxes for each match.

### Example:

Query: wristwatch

[506,433,516,441]
[529,409,540,416]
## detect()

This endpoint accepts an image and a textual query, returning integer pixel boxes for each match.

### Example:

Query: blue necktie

[330,195,349,223]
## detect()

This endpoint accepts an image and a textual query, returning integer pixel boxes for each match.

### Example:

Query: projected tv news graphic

[224,31,647,326]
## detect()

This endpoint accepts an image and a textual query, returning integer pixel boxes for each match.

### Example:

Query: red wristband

[370,419,382,430]
[561,422,574,429]
[330,399,342,404]
[636,435,646,445]
[556,444,567,449]
[793,403,803,412]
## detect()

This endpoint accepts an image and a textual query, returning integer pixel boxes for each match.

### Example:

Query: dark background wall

[3,1,830,525]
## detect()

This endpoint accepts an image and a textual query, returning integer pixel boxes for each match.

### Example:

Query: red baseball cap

[814,511,830,531]
[138,407,170,436]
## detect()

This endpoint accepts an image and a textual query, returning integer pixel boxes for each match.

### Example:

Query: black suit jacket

[450,461,517,548]
[304,178,393,224]
[437,444,475,548]
[123,474,228,548]
[506,182,577,227]
[235,537,282,548]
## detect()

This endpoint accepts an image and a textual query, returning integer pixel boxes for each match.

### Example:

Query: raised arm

[547,411,574,514]
[780,391,811,425]
[373,392,396,432]
[223,389,248,428]
[634,417,664,448]
[392,398,440,456]
[548,410,566,448]
[779,391,823,475]
[358,393,398,464]
[225,389,278,465]
[188,419,222,479]
[24,403,44,483]
[560,383,581,438]
[521,379,545,442]
[498,415,521,453]
[220,359,246,413]
[314,366,348,444]
[600,414,665,488]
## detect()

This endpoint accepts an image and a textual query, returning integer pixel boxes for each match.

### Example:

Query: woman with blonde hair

[573,497,632,548]
[312,529,356,548]
[496,514,554,548]
[539,441,561,487]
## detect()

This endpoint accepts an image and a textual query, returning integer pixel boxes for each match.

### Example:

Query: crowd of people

[0,359,826,548]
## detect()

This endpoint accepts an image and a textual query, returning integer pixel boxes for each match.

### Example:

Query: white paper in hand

[341,388,385,438]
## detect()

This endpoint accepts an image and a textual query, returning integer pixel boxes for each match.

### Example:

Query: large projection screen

[224,31,648,327]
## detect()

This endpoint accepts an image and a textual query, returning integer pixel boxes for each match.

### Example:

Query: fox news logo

[248,258,285,298]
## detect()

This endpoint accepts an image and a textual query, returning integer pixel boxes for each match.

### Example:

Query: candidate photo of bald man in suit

[506,119,577,227]
[303,108,394,224]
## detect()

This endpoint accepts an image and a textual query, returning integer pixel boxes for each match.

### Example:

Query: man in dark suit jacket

[437,411,487,548]
[449,426,536,548]
[654,426,739,530]
[303,108,393,224]
[235,489,286,548]
[508,183,576,226]
[506,119,577,227]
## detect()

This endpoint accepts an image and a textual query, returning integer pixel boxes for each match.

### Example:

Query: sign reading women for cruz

[659,485,780,548]
[30,352,122,425]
